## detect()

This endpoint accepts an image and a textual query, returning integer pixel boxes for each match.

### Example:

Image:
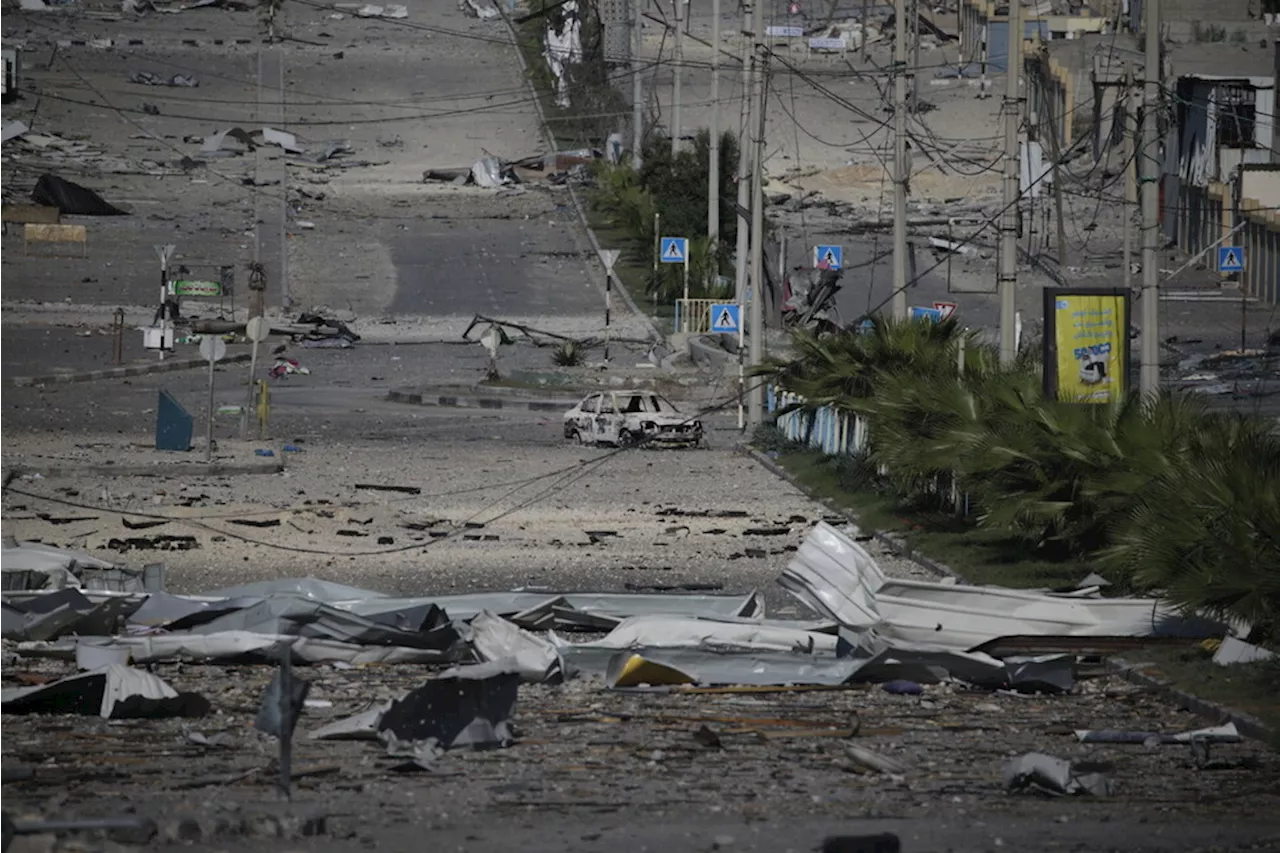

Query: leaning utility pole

[672,0,684,153]
[1139,0,1161,395]
[891,0,908,319]
[746,0,766,424]
[632,0,644,171]
[708,0,721,242]
[998,0,1022,365]
[733,0,754,307]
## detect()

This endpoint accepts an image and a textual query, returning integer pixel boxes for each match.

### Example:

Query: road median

[7,353,253,388]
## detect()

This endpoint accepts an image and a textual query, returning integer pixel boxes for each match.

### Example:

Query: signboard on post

[661,236,691,302]
[813,245,842,269]
[660,237,687,263]
[1217,246,1244,273]
[933,301,958,320]
[171,280,223,298]
[710,303,741,334]
[1042,287,1130,405]
[909,306,944,322]
[807,37,847,53]
[766,25,803,37]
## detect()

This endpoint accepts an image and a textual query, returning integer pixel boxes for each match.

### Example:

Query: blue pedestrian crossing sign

[1217,246,1244,273]
[710,303,741,334]
[813,244,843,269]
[660,236,688,264]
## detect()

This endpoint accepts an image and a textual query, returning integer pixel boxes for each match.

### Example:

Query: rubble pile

[2,526,1277,843]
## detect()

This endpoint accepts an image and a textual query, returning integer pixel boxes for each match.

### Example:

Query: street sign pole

[600,250,620,362]
[154,244,176,362]
[200,335,227,462]
[242,317,270,439]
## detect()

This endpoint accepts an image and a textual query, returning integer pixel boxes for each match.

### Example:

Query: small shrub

[552,341,585,367]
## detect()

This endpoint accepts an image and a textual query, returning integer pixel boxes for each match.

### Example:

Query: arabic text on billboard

[1049,290,1127,404]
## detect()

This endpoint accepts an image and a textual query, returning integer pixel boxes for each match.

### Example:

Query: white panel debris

[543,0,582,108]
[783,522,1224,650]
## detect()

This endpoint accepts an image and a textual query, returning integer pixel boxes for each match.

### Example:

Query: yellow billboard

[1042,288,1129,404]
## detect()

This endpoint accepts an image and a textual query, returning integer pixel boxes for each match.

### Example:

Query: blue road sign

[1218,246,1244,273]
[660,237,688,264]
[909,306,944,323]
[814,245,843,269]
[710,303,741,334]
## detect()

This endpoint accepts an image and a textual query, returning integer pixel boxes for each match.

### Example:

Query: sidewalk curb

[12,461,284,478]
[387,389,575,412]
[744,442,1274,741]
[740,445,965,583]
[1108,659,1273,742]
[8,353,253,388]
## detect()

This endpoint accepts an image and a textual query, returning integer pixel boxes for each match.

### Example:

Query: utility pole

[891,0,908,319]
[910,0,920,110]
[632,0,644,171]
[1122,63,1136,296]
[746,0,766,424]
[860,0,869,61]
[734,0,753,307]
[1139,0,1161,395]
[998,0,1022,364]
[672,0,684,153]
[709,0,721,243]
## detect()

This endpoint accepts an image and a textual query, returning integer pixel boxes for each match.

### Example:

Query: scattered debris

[355,483,421,495]
[467,610,567,684]
[354,3,408,17]
[3,120,30,144]
[845,743,909,775]
[1074,723,1242,746]
[1004,752,1112,797]
[106,534,199,551]
[130,70,198,87]
[31,173,128,216]
[1213,636,1276,666]
[1,664,210,719]
[458,0,498,19]
[270,357,310,379]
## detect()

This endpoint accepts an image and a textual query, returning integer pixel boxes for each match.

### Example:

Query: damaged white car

[563,391,703,448]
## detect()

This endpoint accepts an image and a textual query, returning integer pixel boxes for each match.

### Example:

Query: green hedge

[756,315,1280,639]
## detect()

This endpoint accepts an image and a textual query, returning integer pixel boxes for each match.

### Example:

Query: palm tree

[1101,410,1280,634]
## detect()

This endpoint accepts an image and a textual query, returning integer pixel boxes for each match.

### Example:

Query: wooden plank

[2,204,61,225]
[24,223,88,258]
[24,223,86,242]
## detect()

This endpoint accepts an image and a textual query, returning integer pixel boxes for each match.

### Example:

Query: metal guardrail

[766,386,969,515]
[674,298,718,334]
[768,388,868,456]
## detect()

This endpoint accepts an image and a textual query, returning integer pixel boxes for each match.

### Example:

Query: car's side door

[575,394,602,442]
[590,392,622,445]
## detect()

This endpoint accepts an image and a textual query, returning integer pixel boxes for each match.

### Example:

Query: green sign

[172,280,222,297]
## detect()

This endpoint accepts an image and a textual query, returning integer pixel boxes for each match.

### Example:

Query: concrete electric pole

[1139,0,1161,395]
[746,0,766,424]
[1122,63,1136,297]
[733,0,753,307]
[998,0,1022,365]
[632,0,644,171]
[672,0,684,153]
[891,0,908,320]
[709,0,721,243]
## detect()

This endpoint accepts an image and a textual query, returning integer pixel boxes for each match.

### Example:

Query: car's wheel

[619,429,637,447]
